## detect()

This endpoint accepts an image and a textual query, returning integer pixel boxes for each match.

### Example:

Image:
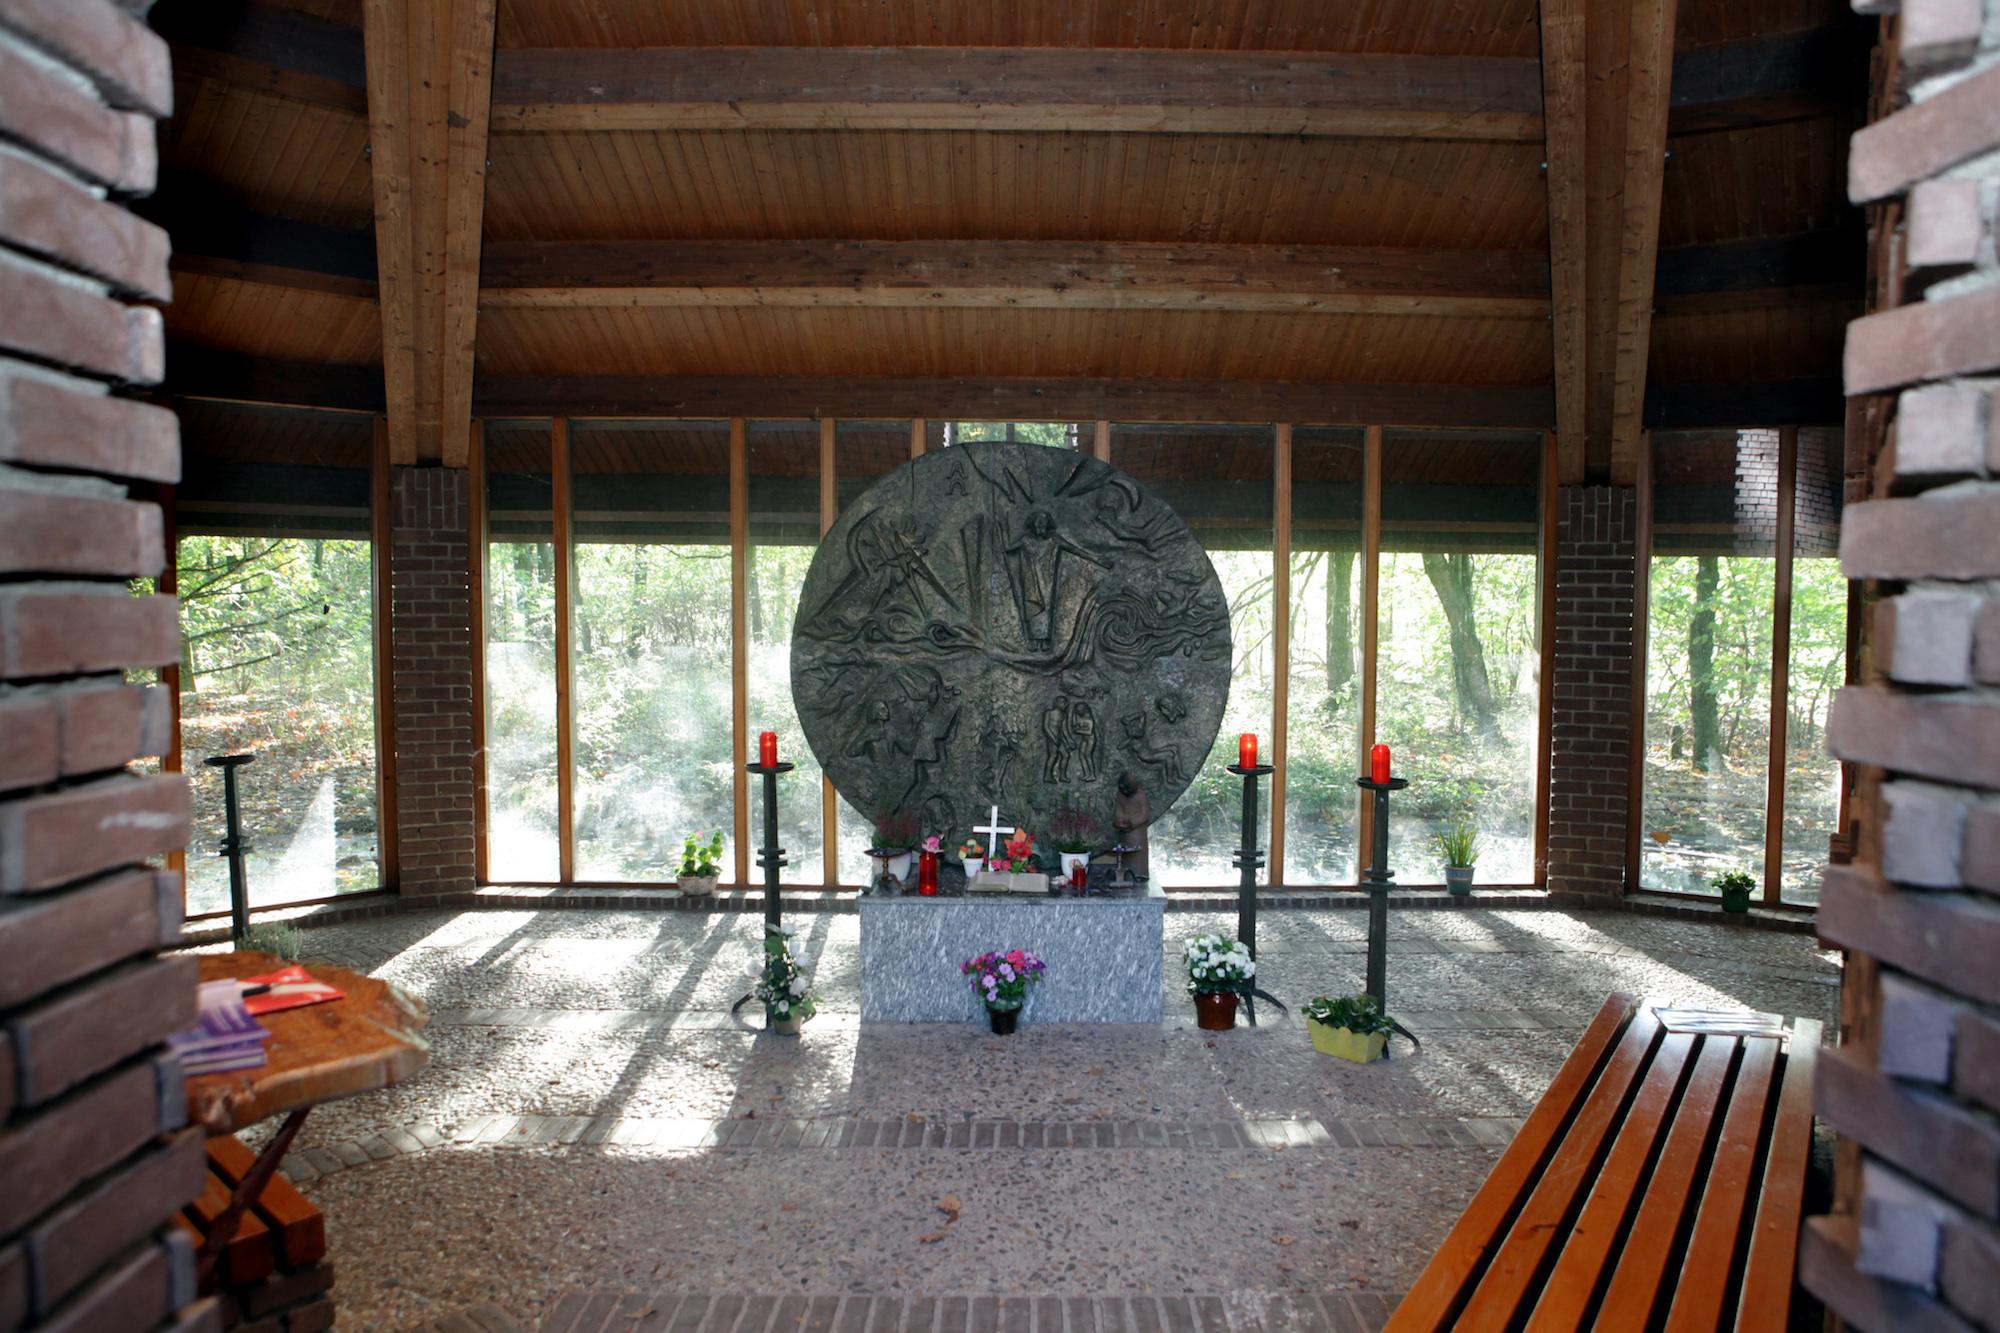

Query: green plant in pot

[678,829,724,895]
[1435,820,1479,896]
[1712,868,1756,914]
[755,924,818,1034]
[872,810,921,884]
[1303,992,1395,1063]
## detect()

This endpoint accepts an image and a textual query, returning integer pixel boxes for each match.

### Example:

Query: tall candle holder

[1357,770,1422,1052]
[1225,760,1288,1026]
[205,753,256,947]
[732,758,794,1026]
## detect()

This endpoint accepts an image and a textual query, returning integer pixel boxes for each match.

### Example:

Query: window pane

[571,421,735,882]
[1285,427,1365,885]
[1110,424,1274,887]
[173,403,379,912]
[926,421,1084,449]
[485,421,560,882]
[1782,427,1847,905]
[748,421,824,884]
[832,421,911,885]
[1642,430,1776,897]
[1376,431,1541,884]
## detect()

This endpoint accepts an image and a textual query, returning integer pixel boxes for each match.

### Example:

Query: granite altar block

[859,887,1166,1024]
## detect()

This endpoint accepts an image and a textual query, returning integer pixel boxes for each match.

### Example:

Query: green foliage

[872,809,921,849]
[1711,868,1757,896]
[239,920,304,961]
[1434,820,1479,868]
[755,924,818,1022]
[1302,992,1394,1035]
[679,829,724,879]
[1047,794,1101,853]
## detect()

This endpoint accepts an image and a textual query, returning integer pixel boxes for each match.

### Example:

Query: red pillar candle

[1239,733,1258,769]
[759,730,778,768]
[1370,743,1392,784]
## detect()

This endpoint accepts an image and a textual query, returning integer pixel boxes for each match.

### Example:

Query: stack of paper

[169,979,272,1075]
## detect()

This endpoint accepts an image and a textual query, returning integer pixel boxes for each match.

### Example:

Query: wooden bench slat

[1522,1030,1698,1332]
[1385,993,1639,1333]
[1664,1037,1782,1333]
[1591,1034,1739,1329]
[206,1135,327,1268]
[1733,1020,1820,1333]
[184,1167,277,1285]
[1454,1004,1666,1332]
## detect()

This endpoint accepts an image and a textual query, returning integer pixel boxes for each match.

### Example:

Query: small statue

[1112,770,1151,881]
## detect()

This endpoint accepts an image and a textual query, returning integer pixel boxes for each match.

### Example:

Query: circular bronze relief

[790,442,1232,849]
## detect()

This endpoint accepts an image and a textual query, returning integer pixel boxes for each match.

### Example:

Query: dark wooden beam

[1643,376,1845,428]
[1667,25,1869,135]
[1539,0,1587,483]
[472,375,1555,429]
[148,197,378,300]
[1607,0,1682,484]
[479,239,1551,317]
[488,47,1544,141]
[164,343,385,412]
[150,0,368,113]
[1654,227,1865,313]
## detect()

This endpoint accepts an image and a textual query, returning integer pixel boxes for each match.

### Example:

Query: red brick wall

[0,0,213,1326]
[1545,485,1638,900]
[1802,13,2000,1328]
[389,466,476,897]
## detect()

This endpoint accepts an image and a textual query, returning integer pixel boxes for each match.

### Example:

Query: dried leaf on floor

[937,1196,962,1222]
[918,1231,948,1244]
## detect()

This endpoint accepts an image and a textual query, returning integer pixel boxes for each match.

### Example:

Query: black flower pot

[987,1004,1021,1035]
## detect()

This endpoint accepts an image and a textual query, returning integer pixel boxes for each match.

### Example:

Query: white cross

[974,805,1014,861]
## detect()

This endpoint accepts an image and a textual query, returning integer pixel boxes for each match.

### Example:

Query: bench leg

[196,1107,312,1282]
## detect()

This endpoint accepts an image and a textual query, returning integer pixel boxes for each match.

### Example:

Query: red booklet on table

[236,965,344,1016]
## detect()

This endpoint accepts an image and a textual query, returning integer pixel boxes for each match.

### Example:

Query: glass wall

[173,403,381,913]
[1110,424,1276,886]
[1377,431,1542,884]
[484,422,560,881]
[831,421,910,885]
[747,421,825,884]
[570,421,735,882]
[1284,427,1365,884]
[1781,429,1846,905]
[926,421,1084,450]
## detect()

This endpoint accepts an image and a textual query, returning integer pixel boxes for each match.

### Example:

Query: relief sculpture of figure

[1007,509,1106,651]
[1041,697,1072,783]
[1070,702,1101,781]
[1119,709,1183,784]
[979,712,1021,796]
[1113,771,1151,880]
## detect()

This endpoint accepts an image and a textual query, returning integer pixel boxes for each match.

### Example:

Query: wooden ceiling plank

[1539,0,1587,484]
[1608,0,1683,485]
[487,47,1545,141]
[154,0,369,115]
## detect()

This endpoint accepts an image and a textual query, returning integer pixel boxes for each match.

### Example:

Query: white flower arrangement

[1182,932,1255,996]
[755,925,819,1023]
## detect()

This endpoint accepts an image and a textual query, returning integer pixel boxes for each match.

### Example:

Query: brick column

[0,0,214,1325]
[389,466,477,897]
[1546,485,1638,901]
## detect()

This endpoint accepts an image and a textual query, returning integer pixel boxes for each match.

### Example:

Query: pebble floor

[212,906,1842,1331]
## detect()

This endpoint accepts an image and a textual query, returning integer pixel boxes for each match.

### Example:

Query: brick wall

[1802,9,2000,1327]
[1734,427,1782,552]
[1545,485,1637,900]
[389,466,476,897]
[0,0,215,1328]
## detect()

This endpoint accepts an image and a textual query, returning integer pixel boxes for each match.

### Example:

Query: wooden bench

[1387,993,1821,1332]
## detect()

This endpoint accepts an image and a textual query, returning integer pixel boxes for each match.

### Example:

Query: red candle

[1239,733,1258,769]
[759,730,778,768]
[1370,743,1392,784]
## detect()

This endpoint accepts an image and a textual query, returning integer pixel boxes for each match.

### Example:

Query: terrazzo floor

[205,905,1842,1331]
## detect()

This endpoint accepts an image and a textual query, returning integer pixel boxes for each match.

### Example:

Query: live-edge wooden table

[185,951,430,1280]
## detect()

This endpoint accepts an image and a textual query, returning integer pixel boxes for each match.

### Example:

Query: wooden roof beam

[1666,24,1869,135]
[488,47,1545,141]
[151,198,378,300]
[1539,0,1587,484]
[150,0,367,114]
[479,239,1553,317]
[163,343,386,413]
[362,0,498,466]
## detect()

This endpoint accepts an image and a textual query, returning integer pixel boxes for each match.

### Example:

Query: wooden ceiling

[151,0,1869,485]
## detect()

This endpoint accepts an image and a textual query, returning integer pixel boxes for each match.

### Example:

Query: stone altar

[859,886,1166,1023]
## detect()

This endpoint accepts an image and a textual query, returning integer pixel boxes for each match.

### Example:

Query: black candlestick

[1356,773,1421,1051]
[1225,762,1287,1026]
[733,760,793,1026]
[205,753,256,946]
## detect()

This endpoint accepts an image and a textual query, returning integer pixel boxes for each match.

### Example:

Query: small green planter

[1308,1018,1387,1063]
[1444,865,1474,896]
[1720,885,1753,913]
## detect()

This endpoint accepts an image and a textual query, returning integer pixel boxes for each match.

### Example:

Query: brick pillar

[0,0,214,1326]
[1546,485,1638,900]
[389,466,476,897]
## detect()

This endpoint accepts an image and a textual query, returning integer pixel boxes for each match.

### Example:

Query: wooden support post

[1534,429,1559,884]
[1270,424,1293,887]
[1358,426,1383,863]
[1625,432,1654,892]
[731,417,750,885]
[1607,0,1682,484]
[371,417,400,893]
[1539,0,1587,484]
[1764,426,1797,905]
[467,420,488,885]
[820,417,839,890]
[1093,420,1110,462]
[909,419,926,459]
[551,417,576,884]
[159,482,186,896]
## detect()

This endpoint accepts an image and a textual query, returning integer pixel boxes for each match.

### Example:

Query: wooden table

[184,951,429,1277]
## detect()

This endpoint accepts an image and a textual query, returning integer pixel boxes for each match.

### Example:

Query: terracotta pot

[987,1004,1021,1035]
[1194,992,1239,1031]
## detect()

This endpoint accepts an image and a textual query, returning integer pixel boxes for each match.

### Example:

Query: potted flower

[872,810,920,883]
[1048,798,1100,882]
[985,830,1045,893]
[962,949,1046,1034]
[1712,868,1756,914]
[957,838,986,877]
[1435,821,1479,896]
[1303,993,1394,1063]
[755,924,817,1034]
[1183,932,1254,1030]
[678,829,724,895]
